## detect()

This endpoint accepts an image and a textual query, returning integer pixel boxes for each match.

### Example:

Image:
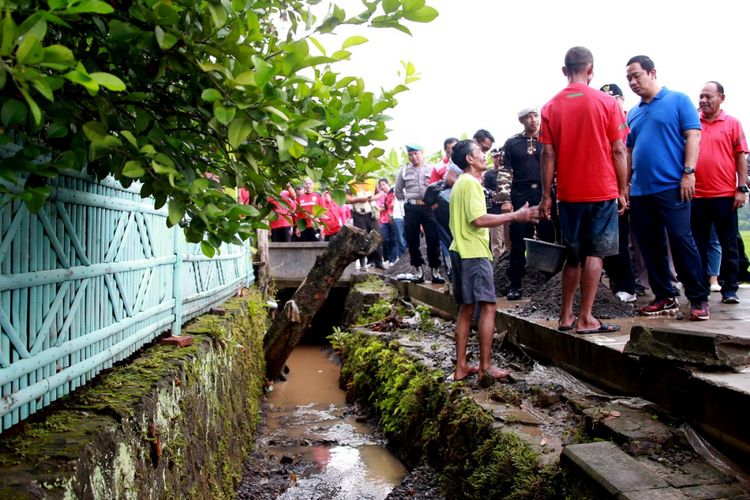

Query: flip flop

[575,320,621,335]
[557,317,577,332]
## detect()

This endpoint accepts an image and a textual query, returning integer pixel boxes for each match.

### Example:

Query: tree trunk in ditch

[263,224,381,380]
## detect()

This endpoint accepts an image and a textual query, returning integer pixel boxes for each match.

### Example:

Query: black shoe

[374,261,385,270]
[412,267,424,284]
[431,268,445,284]
[506,288,522,301]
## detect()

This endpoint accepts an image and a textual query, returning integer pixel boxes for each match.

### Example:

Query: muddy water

[265,345,406,499]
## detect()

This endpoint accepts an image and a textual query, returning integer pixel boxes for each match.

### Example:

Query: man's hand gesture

[515,202,540,224]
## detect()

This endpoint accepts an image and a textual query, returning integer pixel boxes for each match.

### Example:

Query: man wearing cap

[502,107,557,300]
[539,46,628,334]
[691,81,748,304]
[395,144,444,283]
[625,54,710,320]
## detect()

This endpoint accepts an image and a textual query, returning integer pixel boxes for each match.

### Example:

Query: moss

[338,330,570,499]
[353,275,396,295]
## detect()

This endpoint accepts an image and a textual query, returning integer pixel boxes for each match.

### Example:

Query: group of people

[265,175,408,269]
[445,47,749,382]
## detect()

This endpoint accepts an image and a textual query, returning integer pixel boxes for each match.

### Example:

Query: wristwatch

[683,166,695,175]
[738,185,749,194]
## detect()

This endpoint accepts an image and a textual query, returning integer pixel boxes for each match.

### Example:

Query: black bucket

[524,239,566,274]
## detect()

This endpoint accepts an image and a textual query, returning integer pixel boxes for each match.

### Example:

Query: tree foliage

[0,0,437,251]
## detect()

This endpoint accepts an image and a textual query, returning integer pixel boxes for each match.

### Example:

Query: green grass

[742,230,750,252]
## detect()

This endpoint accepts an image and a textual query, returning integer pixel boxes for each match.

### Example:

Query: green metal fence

[0,171,253,431]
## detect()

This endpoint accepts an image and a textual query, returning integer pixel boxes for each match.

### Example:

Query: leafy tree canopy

[0,0,437,253]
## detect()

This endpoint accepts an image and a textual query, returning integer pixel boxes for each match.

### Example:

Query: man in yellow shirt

[347,177,386,269]
[449,140,539,383]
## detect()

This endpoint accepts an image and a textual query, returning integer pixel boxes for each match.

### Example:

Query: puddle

[261,345,406,499]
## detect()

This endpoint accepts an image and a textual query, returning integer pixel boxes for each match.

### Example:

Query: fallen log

[263,224,381,380]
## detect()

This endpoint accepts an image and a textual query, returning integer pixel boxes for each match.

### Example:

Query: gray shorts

[449,251,496,305]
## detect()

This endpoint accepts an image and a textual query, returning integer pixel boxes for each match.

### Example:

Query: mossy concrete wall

[0,290,267,499]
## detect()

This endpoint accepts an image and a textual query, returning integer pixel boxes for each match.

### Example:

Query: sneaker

[412,267,424,284]
[639,297,678,315]
[615,291,637,303]
[721,293,740,304]
[506,288,522,301]
[689,301,710,321]
[710,282,722,293]
[431,268,445,284]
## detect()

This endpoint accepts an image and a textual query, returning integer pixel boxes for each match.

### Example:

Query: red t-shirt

[540,82,628,202]
[295,192,323,228]
[268,192,295,230]
[429,162,448,184]
[320,196,343,236]
[695,111,749,198]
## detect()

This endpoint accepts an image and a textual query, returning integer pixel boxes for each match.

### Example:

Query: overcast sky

[327,0,750,158]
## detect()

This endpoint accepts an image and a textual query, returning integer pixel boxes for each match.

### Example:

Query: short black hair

[564,46,593,74]
[706,80,725,95]
[472,129,494,143]
[450,139,476,171]
[378,177,389,184]
[443,137,459,149]
[626,55,655,73]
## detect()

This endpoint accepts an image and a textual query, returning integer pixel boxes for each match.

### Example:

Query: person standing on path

[692,81,748,304]
[625,54,710,321]
[394,144,444,284]
[449,139,539,383]
[539,46,629,334]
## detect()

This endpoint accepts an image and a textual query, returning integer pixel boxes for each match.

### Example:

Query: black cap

[600,83,623,97]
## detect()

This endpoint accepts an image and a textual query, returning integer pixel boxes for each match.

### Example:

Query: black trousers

[404,203,441,269]
[691,197,740,296]
[352,212,384,265]
[603,210,636,294]
[271,227,291,242]
[507,184,556,289]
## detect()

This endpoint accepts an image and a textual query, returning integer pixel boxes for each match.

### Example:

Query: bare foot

[478,366,510,387]
[453,365,479,382]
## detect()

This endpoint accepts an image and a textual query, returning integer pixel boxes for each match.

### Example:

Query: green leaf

[19,89,42,126]
[331,50,351,61]
[154,26,178,50]
[40,44,75,70]
[207,3,228,28]
[228,117,252,149]
[0,66,5,90]
[120,130,137,147]
[122,160,145,178]
[16,33,43,65]
[64,0,114,15]
[232,71,256,86]
[201,88,223,102]
[1,12,17,57]
[245,11,262,41]
[213,103,236,126]
[1,99,27,127]
[83,121,107,141]
[263,106,288,122]
[32,78,54,101]
[47,121,68,138]
[168,199,185,226]
[252,56,274,86]
[152,160,177,175]
[201,241,216,258]
[403,6,438,22]
[90,72,126,91]
[342,35,368,49]
[309,36,327,56]
[383,0,400,13]
[402,0,426,11]
[64,68,99,92]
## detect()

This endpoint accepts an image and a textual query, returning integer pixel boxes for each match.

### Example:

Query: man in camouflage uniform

[484,147,512,257]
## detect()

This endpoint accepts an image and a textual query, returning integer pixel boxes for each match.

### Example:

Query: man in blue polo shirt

[625,55,710,321]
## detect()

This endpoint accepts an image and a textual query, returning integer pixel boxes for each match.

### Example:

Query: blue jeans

[390,218,406,261]
[706,225,721,277]
[630,187,708,303]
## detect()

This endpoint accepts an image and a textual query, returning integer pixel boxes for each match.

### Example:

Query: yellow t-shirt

[448,174,491,259]
[350,179,377,213]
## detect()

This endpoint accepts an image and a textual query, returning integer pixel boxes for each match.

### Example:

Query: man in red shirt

[539,46,629,334]
[268,187,297,242]
[429,137,459,184]
[295,177,324,241]
[692,81,749,304]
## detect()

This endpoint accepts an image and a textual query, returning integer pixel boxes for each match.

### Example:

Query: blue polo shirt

[626,87,700,196]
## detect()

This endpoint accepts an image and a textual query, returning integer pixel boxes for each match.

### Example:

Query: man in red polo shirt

[692,81,749,304]
[539,46,629,334]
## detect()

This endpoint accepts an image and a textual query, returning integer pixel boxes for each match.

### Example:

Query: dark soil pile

[493,251,553,297]
[516,272,636,320]
[384,238,448,278]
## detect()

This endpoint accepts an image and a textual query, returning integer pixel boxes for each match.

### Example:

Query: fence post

[171,226,183,337]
